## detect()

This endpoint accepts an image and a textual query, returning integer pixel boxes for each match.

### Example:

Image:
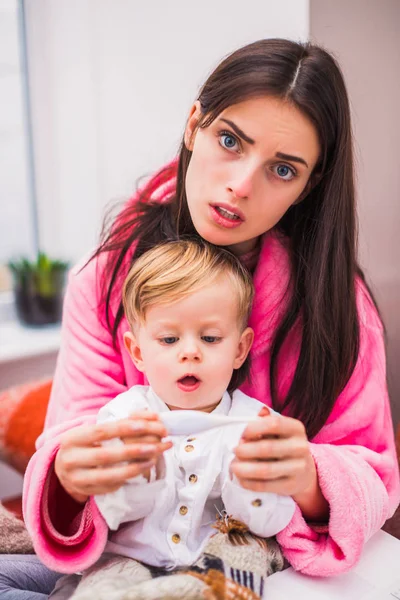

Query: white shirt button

[189,473,198,483]
[171,533,181,544]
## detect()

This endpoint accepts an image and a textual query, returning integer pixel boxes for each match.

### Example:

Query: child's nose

[178,342,202,362]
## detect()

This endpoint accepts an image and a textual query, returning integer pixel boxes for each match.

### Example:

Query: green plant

[8,252,69,297]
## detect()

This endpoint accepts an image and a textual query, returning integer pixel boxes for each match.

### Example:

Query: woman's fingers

[61,417,168,448]
[231,458,304,481]
[232,414,314,498]
[61,440,172,470]
[234,437,310,461]
[67,459,158,497]
[236,477,295,495]
[55,414,173,502]
[241,414,306,441]
[122,434,163,445]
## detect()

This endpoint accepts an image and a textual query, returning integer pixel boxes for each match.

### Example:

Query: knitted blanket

[0,503,34,554]
[53,515,287,600]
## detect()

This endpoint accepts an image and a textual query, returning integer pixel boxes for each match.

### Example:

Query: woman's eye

[160,337,178,345]
[219,131,239,151]
[201,336,221,343]
[272,164,296,181]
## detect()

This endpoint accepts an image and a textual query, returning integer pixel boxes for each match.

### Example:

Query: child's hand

[55,412,172,504]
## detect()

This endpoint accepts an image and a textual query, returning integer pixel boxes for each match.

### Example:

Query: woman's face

[184,96,320,255]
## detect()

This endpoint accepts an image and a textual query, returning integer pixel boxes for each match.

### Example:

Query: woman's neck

[227,236,260,257]
[228,236,262,273]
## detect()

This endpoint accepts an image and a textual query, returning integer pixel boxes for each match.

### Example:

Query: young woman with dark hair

[2,38,398,598]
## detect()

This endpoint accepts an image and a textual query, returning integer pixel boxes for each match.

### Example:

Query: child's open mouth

[177,375,201,392]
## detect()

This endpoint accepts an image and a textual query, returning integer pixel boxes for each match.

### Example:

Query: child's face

[124,275,253,412]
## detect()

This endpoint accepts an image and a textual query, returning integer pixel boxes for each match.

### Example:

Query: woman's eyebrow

[220,118,255,145]
[275,152,309,168]
[219,118,309,167]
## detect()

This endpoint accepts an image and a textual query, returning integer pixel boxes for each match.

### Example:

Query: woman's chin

[194,223,238,247]
[194,222,260,255]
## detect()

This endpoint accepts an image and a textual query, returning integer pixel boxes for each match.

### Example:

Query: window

[0,0,36,268]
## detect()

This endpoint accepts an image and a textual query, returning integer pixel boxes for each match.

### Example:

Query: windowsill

[0,320,61,364]
[0,292,61,364]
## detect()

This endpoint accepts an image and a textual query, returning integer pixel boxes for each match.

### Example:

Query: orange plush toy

[0,379,52,519]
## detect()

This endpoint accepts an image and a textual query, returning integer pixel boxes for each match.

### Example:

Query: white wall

[310,0,400,426]
[0,0,36,263]
[24,0,309,264]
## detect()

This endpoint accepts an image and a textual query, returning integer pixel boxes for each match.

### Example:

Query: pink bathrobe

[23,171,400,577]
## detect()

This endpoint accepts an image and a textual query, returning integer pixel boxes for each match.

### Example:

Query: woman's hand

[231,408,329,521]
[54,412,172,504]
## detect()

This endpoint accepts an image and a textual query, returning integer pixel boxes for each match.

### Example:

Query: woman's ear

[184,101,202,151]
[233,327,254,370]
[123,331,145,373]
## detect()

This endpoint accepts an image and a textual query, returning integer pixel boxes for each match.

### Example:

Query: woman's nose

[226,162,256,200]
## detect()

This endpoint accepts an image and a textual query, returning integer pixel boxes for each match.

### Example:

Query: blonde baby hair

[123,239,254,331]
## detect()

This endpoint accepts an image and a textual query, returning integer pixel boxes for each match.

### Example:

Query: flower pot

[9,254,69,327]
[14,286,64,326]
[11,268,67,326]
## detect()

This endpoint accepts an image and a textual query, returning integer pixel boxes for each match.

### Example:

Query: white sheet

[263,530,400,600]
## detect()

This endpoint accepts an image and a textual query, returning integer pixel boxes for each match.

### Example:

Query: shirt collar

[210,391,232,416]
[147,387,232,416]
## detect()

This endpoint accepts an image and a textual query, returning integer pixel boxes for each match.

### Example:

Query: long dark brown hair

[92,38,378,440]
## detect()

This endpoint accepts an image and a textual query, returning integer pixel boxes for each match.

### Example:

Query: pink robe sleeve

[23,418,109,573]
[23,259,142,573]
[277,288,400,576]
[44,257,129,430]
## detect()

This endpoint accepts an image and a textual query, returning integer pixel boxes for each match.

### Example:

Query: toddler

[55,239,295,600]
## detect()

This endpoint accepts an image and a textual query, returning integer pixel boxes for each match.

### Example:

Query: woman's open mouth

[177,375,201,392]
[209,205,244,229]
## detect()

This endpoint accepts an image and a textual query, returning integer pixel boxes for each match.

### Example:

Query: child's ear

[123,331,145,373]
[233,327,254,369]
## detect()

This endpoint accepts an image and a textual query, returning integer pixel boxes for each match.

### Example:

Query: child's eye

[201,336,221,344]
[160,337,178,345]
[218,131,240,152]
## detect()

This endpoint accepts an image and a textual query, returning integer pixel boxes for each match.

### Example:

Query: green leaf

[7,251,69,296]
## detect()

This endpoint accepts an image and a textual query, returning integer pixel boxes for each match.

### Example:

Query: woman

[2,38,399,598]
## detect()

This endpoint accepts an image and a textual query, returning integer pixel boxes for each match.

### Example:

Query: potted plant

[8,252,69,326]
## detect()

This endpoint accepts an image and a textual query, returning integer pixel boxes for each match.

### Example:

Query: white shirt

[94,386,296,569]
